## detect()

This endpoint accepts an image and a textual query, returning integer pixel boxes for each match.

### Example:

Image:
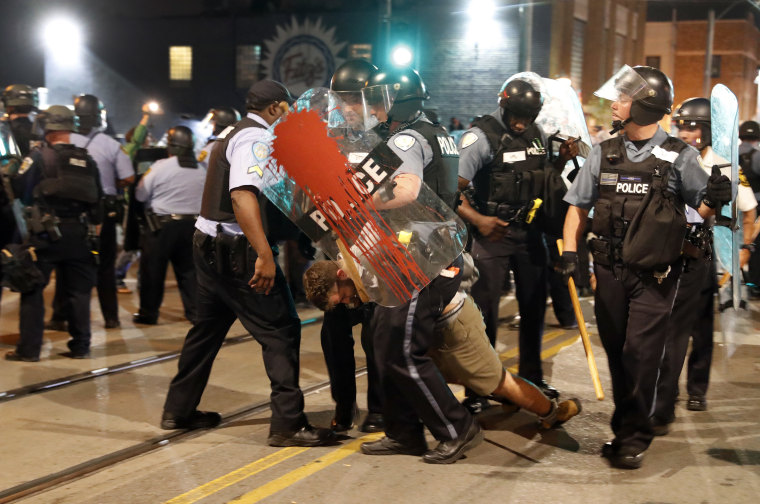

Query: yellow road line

[229,433,384,503]
[507,334,580,374]
[498,329,565,361]
[163,447,309,504]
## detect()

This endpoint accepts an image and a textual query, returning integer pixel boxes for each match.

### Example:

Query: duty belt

[156,213,198,223]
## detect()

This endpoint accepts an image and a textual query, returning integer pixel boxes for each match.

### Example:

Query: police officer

[653,98,758,426]
[161,80,334,447]
[47,94,134,330]
[319,58,384,433]
[5,105,102,362]
[738,120,760,296]
[456,75,577,409]
[197,107,241,169]
[1,84,38,157]
[560,66,731,469]
[358,67,482,464]
[133,125,205,324]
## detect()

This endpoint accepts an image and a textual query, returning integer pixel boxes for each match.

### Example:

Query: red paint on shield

[268,109,428,300]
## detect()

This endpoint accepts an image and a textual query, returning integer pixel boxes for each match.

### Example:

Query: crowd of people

[1,59,758,470]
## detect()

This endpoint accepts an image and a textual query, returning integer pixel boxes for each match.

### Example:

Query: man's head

[210,107,241,136]
[330,59,379,130]
[739,120,760,143]
[498,78,543,135]
[74,94,106,134]
[166,125,195,157]
[673,97,710,151]
[595,65,673,133]
[245,79,295,125]
[2,84,38,115]
[42,105,76,133]
[303,260,361,311]
[362,66,428,125]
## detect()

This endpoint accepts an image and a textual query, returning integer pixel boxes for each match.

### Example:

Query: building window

[613,34,625,72]
[570,19,585,90]
[349,44,373,60]
[645,56,661,69]
[237,45,261,89]
[711,55,721,78]
[169,46,192,81]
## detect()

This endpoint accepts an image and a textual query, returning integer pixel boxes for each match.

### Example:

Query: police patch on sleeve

[460,132,478,149]
[393,134,416,152]
[18,156,33,175]
[198,150,208,162]
[253,142,270,161]
[739,168,751,187]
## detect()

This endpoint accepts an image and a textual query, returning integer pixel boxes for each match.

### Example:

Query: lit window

[170,46,192,81]
[349,44,372,60]
[236,45,261,89]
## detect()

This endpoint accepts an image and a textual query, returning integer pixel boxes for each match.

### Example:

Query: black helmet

[166,125,195,157]
[331,59,379,92]
[629,66,673,126]
[210,107,241,135]
[2,84,38,112]
[498,79,543,119]
[365,66,429,122]
[42,105,76,132]
[739,120,760,141]
[673,97,711,148]
[74,94,106,133]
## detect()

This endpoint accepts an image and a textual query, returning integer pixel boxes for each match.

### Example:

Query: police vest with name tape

[35,143,100,215]
[401,119,460,210]
[739,149,760,193]
[592,135,687,240]
[470,115,546,210]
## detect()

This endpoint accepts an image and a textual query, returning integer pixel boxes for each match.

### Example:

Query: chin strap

[609,118,631,135]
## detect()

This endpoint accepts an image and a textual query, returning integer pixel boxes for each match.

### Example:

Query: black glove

[556,251,578,285]
[703,166,732,208]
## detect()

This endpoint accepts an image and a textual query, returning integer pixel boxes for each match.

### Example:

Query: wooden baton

[557,239,605,400]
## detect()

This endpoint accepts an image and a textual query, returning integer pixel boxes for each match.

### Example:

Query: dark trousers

[749,232,760,289]
[372,256,472,443]
[655,257,715,420]
[17,223,97,358]
[594,261,682,454]
[321,303,382,415]
[544,233,576,327]
[470,230,548,383]
[163,231,307,432]
[51,217,119,324]
[137,220,197,322]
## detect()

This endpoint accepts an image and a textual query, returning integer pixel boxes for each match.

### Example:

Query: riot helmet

[329,59,380,131]
[41,105,77,133]
[497,73,544,134]
[166,125,195,157]
[210,107,241,135]
[595,65,673,133]
[739,120,760,141]
[361,66,429,126]
[673,97,711,149]
[74,94,107,134]
[2,84,39,114]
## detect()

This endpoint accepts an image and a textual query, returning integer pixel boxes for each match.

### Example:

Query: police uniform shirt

[135,156,206,215]
[739,141,760,201]
[70,131,134,196]
[195,113,275,237]
[386,114,435,180]
[197,139,215,171]
[564,126,708,211]
[457,109,549,182]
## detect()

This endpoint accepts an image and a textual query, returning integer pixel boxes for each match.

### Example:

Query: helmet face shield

[594,65,650,103]
[328,90,366,130]
[361,84,397,130]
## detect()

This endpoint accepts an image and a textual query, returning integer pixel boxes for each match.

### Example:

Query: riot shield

[535,77,592,184]
[710,84,741,309]
[261,87,467,306]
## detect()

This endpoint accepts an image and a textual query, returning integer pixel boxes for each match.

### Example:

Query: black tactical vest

[36,143,100,215]
[470,115,546,211]
[403,119,460,210]
[200,117,266,223]
[591,136,687,240]
[739,149,760,193]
